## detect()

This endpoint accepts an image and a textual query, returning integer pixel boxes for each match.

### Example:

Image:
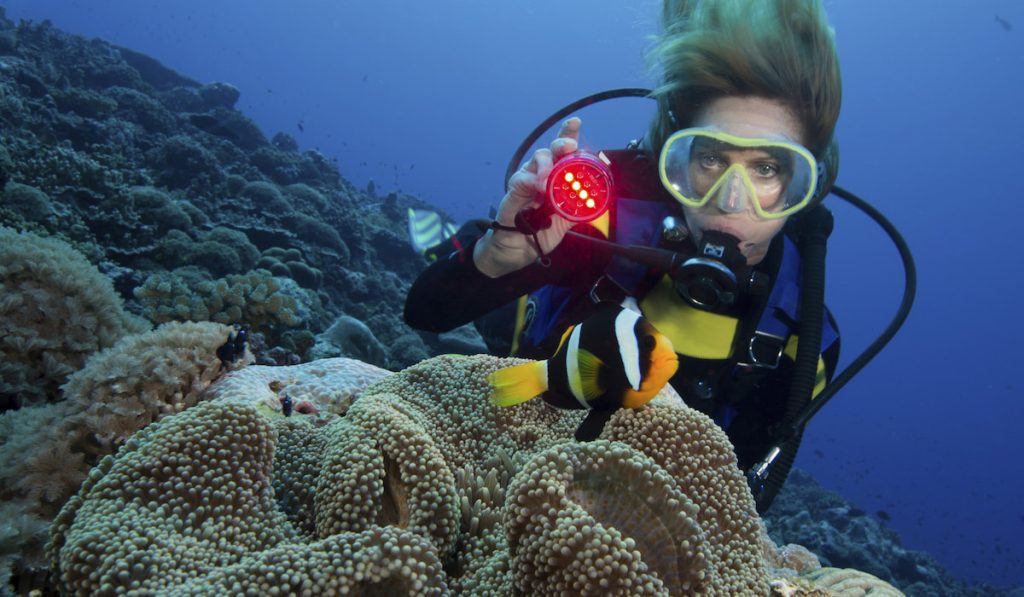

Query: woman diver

[405,0,844,512]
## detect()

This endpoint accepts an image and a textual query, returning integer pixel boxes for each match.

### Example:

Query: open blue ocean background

[5,0,1022,588]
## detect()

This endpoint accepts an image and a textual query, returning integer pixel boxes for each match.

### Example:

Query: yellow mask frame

[659,127,819,220]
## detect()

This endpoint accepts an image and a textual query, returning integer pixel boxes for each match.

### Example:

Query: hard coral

[799,568,905,596]
[204,356,391,420]
[149,134,223,190]
[314,313,389,367]
[134,268,303,338]
[258,246,323,289]
[150,226,260,276]
[1,182,52,222]
[240,179,292,215]
[127,185,193,232]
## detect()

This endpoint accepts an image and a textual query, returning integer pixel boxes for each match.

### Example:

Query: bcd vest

[509,177,839,430]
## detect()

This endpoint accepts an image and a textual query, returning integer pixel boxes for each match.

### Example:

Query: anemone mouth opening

[569,482,680,582]
[565,468,708,594]
[358,576,412,596]
[378,454,409,527]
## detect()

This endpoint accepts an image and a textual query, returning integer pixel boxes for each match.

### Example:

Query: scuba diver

[404,0,914,512]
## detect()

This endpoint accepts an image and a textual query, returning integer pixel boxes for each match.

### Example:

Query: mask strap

[667,107,680,130]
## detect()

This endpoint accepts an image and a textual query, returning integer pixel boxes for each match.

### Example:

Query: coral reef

[149,226,261,276]
[312,313,391,368]
[762,470,1007,597]
[257,246,323,290]
[1,182,52,222]
[45,354,904,595]
[203,356,391,420]
[798,568,905,596]
[133,269,305,340]
[0,14,443,370]
[0,227,149,410]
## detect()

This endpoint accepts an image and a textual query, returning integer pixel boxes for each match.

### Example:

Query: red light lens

[547,152,613,222]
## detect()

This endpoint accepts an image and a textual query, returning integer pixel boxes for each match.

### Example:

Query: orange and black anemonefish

[487,302,679,441]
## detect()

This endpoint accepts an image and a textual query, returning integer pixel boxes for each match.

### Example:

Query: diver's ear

[812,138,840,206]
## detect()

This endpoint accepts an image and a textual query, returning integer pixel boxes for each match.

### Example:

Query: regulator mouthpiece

[672,230,745,311]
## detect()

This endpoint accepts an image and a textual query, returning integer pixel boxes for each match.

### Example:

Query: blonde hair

[647,0,841,169]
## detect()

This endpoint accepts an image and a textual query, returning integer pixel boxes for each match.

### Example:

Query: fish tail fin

[488,361,548,407]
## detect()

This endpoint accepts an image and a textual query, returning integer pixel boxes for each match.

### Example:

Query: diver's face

[682,96,807,265]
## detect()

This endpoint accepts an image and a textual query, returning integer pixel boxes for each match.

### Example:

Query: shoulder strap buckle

[588,275,628,305]
[742,330,787,369]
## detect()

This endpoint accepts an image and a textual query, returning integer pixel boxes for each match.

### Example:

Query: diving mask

[659,127,818,220]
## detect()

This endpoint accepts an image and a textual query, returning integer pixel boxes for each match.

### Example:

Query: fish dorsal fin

[555,324,575,352]
[575,349,605,400]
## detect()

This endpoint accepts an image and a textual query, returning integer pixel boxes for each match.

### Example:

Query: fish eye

[641,335,656,351]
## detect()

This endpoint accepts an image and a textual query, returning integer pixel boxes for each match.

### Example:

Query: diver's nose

[715,171,746,213]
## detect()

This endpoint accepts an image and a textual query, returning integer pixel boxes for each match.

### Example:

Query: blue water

[5,0,1023,588]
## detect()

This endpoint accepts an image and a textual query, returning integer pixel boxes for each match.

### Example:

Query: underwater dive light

[515,150,615,235]
[546,151,613,223]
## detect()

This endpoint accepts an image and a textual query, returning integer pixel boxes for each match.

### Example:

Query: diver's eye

[697,152,725,170]
[641,335,656,352]
[752,162,780,178]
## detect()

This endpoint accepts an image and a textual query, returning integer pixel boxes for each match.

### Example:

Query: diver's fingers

[558,117,581,142]
[550,136,578,160]
[504,172,534,211]
[521,149,540,174]
[551,117,581,159]
[532,148,553,180]
[503,149,548,213]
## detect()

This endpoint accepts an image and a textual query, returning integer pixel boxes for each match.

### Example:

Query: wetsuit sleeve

[403,237,543,333]
[404,224,610,334]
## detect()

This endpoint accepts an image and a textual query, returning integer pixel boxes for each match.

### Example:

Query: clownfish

[487,303,678,441]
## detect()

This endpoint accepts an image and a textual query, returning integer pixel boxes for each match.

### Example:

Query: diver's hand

[474,117,581,278]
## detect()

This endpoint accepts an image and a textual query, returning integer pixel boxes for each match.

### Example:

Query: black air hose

[757,204,833,511]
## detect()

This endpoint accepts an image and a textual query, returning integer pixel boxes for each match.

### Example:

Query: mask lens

[659,129,817,218]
